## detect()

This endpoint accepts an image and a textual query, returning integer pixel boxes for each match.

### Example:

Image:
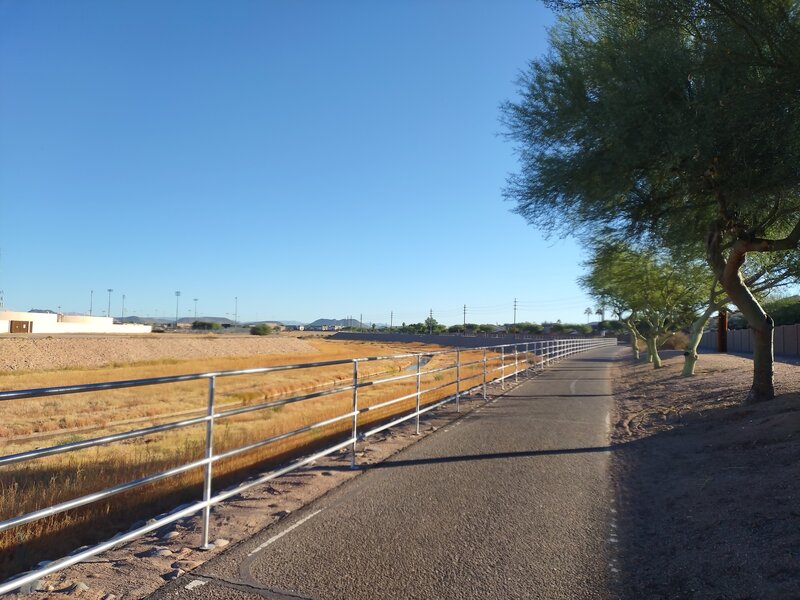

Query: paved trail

[150,346,620,600]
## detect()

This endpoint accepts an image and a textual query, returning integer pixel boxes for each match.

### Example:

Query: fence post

[415,354,422,434]
[201,376,216,549]
[501,346,506,390]
[351,360,359,469]
[456,349,461,413]
[482,348,487,399]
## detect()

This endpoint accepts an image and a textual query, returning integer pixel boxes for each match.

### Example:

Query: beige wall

[0,311,152,334]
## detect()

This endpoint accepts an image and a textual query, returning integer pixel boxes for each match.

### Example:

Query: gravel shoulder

[611,350,800,599]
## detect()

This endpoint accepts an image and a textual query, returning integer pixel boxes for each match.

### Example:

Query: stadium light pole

[193,298,198,319]
[234,296,238,327]
[175,291,181,328]
[89,290,93,316]
[107,289,113,319]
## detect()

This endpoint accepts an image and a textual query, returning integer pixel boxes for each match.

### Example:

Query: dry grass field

[0,334,525,580]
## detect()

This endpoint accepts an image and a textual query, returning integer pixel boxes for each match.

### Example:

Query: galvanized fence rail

[0,337,616,593]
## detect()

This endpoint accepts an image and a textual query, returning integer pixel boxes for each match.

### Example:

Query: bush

[250,324,274,336]
[192,321,221,331]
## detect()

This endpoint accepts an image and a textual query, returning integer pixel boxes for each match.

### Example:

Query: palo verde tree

[580,242,707,368]
[503,0,800,401]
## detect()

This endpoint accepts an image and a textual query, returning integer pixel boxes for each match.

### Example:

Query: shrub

[192,321,221,331]
[250,324,274,336]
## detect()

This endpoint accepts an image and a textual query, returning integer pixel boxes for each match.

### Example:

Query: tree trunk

[717,310,728,352]
[709,236,775,402]
[682,305,716,376]
[646,335,662,368]
[624,322,640,360]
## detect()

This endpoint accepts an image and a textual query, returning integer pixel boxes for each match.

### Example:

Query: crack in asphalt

[189,574,315,599]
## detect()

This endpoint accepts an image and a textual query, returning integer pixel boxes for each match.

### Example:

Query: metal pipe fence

[0,337,616,593]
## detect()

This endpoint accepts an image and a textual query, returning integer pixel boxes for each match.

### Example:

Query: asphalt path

[149,345,620,600]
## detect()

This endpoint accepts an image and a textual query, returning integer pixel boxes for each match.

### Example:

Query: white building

[0,311,152,335]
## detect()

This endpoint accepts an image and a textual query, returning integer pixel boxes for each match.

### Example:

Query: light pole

[193,298,198,319]
[107,289,113,320]
[175,291,181,328]
[234,296,238,327]
[89,290,93,316]
[122,294,126,320]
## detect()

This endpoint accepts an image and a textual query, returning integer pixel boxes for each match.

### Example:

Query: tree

[581,242,708,368]
[584,307,593,323]
[503,0,800,401]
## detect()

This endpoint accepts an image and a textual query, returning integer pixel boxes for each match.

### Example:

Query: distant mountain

[307,318,362,328]
[120,316,172,324]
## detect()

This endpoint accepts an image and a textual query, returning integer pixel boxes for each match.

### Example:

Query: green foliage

[192,321,221,331]
[598,320,625,334]
[549,322,592,334]
[511,322,545,334]
[580,241,708,341]
[250,324,274,336]
[503,1,800,246]
[761,296,800,326]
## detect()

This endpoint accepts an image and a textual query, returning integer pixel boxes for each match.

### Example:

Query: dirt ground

[611,350,800,599]
[0,333,318,372]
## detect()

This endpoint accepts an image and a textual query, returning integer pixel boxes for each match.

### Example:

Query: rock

[161,569,184,582]
[160,530,180,541]
[18,579,44,593]
[171,559,202,571]
[272,510,291,519]
[137,547,173,558]
[145,518,157,526]
[211,538,229,548]
[67,581,90,595]
[101,595,117,600]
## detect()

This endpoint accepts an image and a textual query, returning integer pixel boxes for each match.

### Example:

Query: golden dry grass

[0,339,536,579]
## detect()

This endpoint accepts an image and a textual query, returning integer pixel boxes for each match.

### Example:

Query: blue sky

[0,0,597,326]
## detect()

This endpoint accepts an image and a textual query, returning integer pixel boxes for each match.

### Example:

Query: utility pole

[360,313,363,333]
[429,309,433,335]
[390,311,393,331]
[89,290,93,316]
[107,289,113,320]
[175,291,181,328]
[513,298,518,332]
[234,296,238,327]
[194,298,198,319]
[463,304,467,336]
[122,294,126,320]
